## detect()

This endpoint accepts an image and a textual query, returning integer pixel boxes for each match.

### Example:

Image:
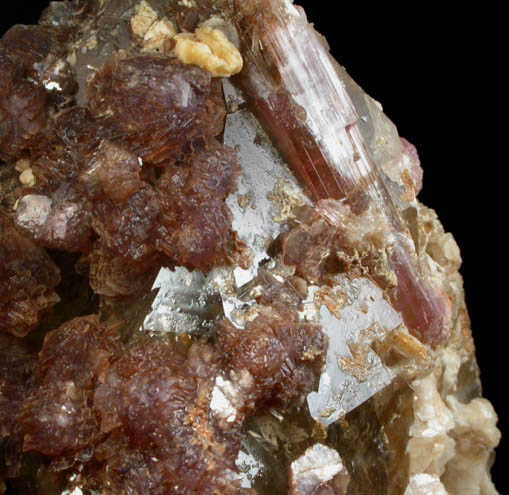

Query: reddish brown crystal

[85,338,240,494]
[0,334,37,482]
[155,139,242,271]
[87,53,226,164]
[30,107,116,193]
[15,187,93,253]
[6,296,326,494]
[88,241,161,297]
[81,140,145,202]
[0,213,60,337]
[92,187,161,262]
[0,50,49,158]
[219,306,326,409]
[0,25,69,73]
[19,316,114,460]
[34,315,114,387]
[88,308,323,493]
[6,51,243,289]
[21,382,98,459]
[0,23,74,158]
[282,216,340,285]
[234,0,450,345]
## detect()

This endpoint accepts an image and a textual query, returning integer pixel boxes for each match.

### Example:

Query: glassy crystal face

[0,1,501,495]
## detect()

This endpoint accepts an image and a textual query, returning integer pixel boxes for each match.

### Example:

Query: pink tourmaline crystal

[234,0,451,345]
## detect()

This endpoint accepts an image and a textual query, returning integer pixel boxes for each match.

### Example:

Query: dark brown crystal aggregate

[2,13,246,299]
[0,13,327,483]
[0,213,60,337]
[8,307,325,494]
[0,3,258,491]
[0,334,37,482]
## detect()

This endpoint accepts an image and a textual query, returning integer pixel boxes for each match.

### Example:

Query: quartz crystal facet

[0,1,501,494]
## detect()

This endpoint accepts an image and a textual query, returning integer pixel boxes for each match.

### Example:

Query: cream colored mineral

[130,0,158,38]
[142,18,177,51]
[404,335,501,495]
[174,26,243,77]
[19,168,36,187]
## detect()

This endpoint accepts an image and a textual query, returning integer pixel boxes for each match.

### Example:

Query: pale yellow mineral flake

[143,18,177,51]
[173,25,243,77]
[19,168,36,188]
[15,158,30,173]
[131,0,158,38]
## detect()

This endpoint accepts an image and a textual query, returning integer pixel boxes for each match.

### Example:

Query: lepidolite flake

[0,1,501,494]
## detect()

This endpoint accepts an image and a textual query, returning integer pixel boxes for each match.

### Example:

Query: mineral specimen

[0,1,501,494]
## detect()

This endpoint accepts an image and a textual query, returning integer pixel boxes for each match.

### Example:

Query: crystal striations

[0,1,501,494]
[234,0,451,346]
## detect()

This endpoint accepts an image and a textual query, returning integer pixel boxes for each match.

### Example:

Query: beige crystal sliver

[143,18,177,51]
[130,0,158,38]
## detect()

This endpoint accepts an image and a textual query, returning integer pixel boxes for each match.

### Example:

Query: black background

[1,1,505,492]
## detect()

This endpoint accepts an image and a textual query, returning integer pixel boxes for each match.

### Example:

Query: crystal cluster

[0,1,501,494]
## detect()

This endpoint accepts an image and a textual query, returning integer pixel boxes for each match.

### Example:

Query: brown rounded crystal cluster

[2,309,324,493]
[0,2,328,493]
[0,5,249,306]
[0,213,60,337]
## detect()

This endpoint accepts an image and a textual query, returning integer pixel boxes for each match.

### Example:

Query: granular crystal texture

[0,213,60,337]
[19,316,114,461]
[0,334,37,483]
[0,0,501,494]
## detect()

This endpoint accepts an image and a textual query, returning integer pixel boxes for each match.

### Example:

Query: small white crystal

[289,443,345,495]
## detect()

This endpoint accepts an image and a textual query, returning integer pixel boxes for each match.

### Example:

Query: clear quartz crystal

[306,277,400,425]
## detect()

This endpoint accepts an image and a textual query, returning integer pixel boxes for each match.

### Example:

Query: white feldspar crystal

[405,474,448,495]
[442,396,501,495]
[406,344,501,495]
[209,371,254,428]
[289,443,348,495]
[210,376,238,424]
[15,195,52,230]
[407,372,456,476]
